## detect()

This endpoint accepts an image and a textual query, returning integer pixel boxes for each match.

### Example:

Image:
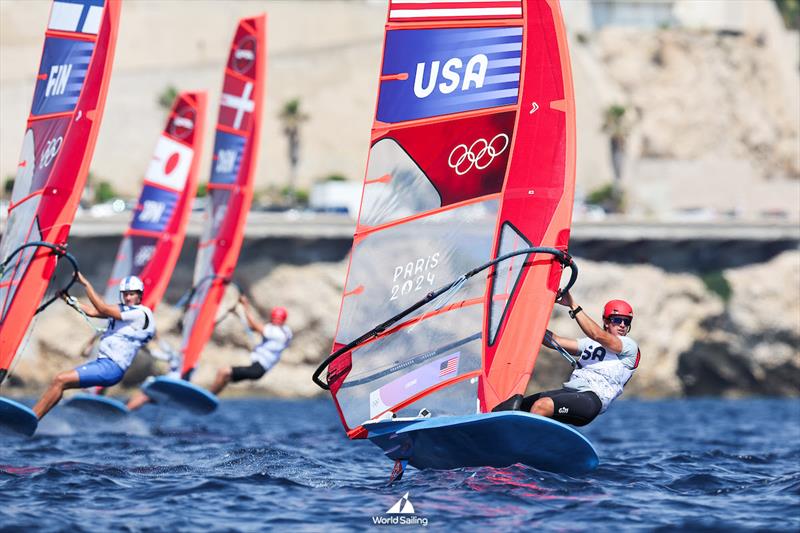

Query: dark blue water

[1,398,798,531]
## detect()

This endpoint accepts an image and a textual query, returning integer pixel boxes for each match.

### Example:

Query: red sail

[326,0,575,437]
[0,0,121,378]
[103,92,207,310]
[180,15,266,376]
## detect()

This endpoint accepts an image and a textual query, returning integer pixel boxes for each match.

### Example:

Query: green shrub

[774,0,800,29]
[95,181,116,203]
[294,189,310,205]
[281,185,309,205]
[586,184,615,205]
[701,271,732,303]
[586,183,624,212]
[157,85,179,111]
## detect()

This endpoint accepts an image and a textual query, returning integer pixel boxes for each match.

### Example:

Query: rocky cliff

[591,28,799,179]
[6,243,798,401]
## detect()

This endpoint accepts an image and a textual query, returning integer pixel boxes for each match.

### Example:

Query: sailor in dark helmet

[32,274,155,420]
[208,294,292,395]
[494,292,640,426]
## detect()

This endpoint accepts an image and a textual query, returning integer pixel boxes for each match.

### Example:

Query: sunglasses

[608,316,632,326]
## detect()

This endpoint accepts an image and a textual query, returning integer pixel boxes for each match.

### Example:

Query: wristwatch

[569,306,582,319]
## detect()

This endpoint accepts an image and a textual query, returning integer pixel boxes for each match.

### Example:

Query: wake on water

[36,409,151,437]
[1,398,798,531]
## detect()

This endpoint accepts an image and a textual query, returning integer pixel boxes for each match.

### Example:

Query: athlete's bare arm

[557,292,623,353]
[543,332,579,355]
[239,295,265,332]
[77,272,122,320]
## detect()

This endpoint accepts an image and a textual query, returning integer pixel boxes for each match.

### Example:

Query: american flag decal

[389,0,523,22]
[439,356,458,377]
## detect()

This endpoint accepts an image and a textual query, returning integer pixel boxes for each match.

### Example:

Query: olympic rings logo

[447,133,509,176]
[38,136,63,169]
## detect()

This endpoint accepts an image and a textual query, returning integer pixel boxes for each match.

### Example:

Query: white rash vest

[97,304,155,371]
[563,335,640,413]
[250,323,292,371]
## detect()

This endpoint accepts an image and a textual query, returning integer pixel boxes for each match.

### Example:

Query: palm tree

[601,104,630,212]
[279,98,309,205]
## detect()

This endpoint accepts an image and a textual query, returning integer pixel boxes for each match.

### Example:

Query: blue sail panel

[377,27,522,123]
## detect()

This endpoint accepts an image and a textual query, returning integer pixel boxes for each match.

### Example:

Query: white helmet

[119,275,144,293]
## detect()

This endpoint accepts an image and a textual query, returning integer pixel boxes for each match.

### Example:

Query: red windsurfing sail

[320,0,576,438]
[0,0,121,383]
[179,15,266,377]
[103,92,207,310]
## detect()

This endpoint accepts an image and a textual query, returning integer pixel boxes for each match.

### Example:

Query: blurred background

[0,0,798,401]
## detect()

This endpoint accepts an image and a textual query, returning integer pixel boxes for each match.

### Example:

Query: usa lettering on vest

[413,54,488,98]
[45,64,73,97]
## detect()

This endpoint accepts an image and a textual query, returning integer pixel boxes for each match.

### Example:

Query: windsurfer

[32,274,155,420]
[208,295,292,395]
[494,293,640,426]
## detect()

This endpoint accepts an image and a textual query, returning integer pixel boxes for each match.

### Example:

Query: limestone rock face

[593,28,799,179]
[528,259,724,398]
[679,251,800,396]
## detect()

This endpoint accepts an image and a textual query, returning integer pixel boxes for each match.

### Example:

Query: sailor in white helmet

[32,273,155,420]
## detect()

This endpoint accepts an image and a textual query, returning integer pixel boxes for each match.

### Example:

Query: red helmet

[270,306,288,324]
[603,299,633,319]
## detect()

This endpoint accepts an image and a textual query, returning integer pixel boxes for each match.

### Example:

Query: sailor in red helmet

[208,294,292,395]
[494,292,640,426]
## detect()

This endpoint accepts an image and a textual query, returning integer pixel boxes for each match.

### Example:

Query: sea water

[1,398,798,531]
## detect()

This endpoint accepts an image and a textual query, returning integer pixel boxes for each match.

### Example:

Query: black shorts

[230,362,266,383]
[522,388,602,426]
